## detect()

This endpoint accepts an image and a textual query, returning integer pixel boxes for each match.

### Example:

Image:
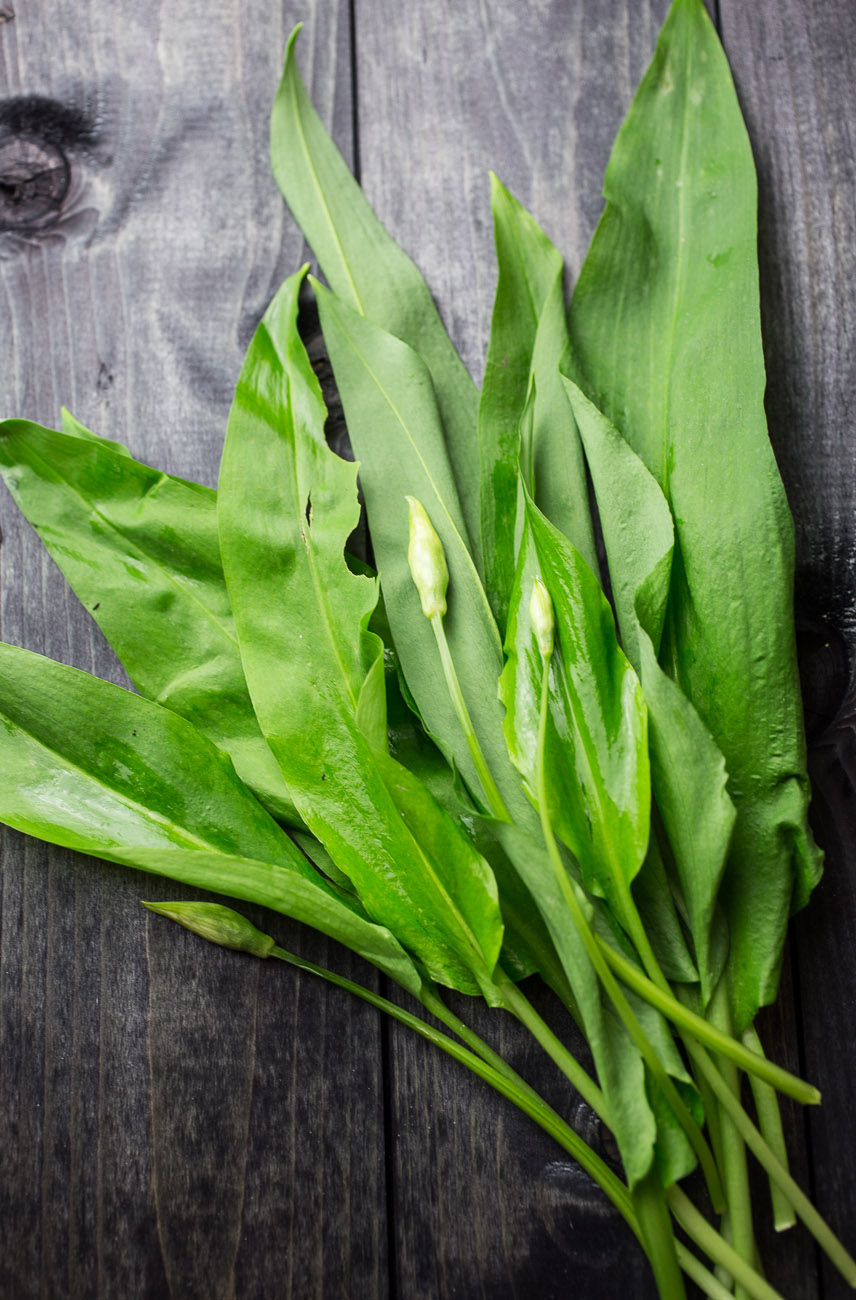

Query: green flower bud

[406,496,449,618]
[143,901,276,959]
[529,576,555,660]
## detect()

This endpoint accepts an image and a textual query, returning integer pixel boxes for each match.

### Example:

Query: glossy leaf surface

[0,418,298,826]
[0,643,424,992]
[564,378,733,1004]
[501,493,651,916]
[478,176,596,628]
[217,268,503,997]
[271,26,481,564]
[567,0,822,1029]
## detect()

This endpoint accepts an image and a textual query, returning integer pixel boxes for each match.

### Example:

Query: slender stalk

[668,1187,788,1300]
[534,655,725,1214]
[633,1172,688,1300]
[594,938,820,1105]
[429,610,511,821]
[269,945,637,1226]
[687,1032,856,1287]
[742,1025,797,1231]
[491,965,609,1122]
[675,1244,741,1300]
[714,1045,759,1300]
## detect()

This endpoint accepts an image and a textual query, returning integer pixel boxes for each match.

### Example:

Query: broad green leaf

[217,268,503,998]
[478,176,596,627]
[313,281,606,998]
[566,0,821,1030]
[500,494,651,918]
[563,378,733,1004]
[0,643,423,993]
[0,418,299,827]
[312,282,517,814]
[271,26,481,566]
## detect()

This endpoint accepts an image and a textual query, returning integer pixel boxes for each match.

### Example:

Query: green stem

[491,965,609,1122]
[675,1244,739,1300]
[712,1042,758,1300]
[269,945,635,1226]
[430,611,510,821]
[534,657,725,1214]
[593,936,819,1105]
[668,1187,787,1300]
[742,1025,797,1231]
[687,1030,856,1287]
[633,1172,688,1300]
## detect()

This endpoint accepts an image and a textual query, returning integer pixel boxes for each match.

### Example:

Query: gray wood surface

[0,1,853,1297]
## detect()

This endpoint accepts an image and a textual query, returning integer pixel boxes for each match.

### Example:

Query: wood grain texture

[0,5,389,1299]
[0,0,853,1296]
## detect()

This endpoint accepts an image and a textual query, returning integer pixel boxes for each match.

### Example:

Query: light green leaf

[217,267,503,997]
[271,26,481,565]
[0,418,299,827]
[478,176,597,627]
[566,0,821,1029]
[501,495,651,916]
[0,644,426,988]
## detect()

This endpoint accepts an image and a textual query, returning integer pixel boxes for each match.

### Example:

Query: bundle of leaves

[0,2,852,1297]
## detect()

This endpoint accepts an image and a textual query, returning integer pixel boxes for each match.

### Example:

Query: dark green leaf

[563,378,732,1005]
[566,0,821,1029]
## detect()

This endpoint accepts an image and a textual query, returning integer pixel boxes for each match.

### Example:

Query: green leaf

[217,267,503,998]
[566,0,821,1030]
[0,643,429,986]
[61,406,131,456]
[563,378,733,1005]
[0,418,299,827]
[478,176,597,627]
[501,494,651,917]
[271,26,481,566]
[312,282,519,815]
[313,282,621,1000]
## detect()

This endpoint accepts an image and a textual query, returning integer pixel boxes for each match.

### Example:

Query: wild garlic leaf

[0,419,299,827]
[566,0,822,1030]
[312,282,521,817]
[563,378,733,1006]
[271,26,481,567]
[217,267,504,998]
[0,643,425,992]
[478,176,596,629]
[500,492,651,918]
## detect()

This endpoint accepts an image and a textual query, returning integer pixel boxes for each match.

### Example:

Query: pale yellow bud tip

[406,496,449,618]
[529,576,555,659]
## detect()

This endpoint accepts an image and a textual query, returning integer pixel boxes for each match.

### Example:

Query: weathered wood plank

[720,5,856,1297]
[0,4,389,1299]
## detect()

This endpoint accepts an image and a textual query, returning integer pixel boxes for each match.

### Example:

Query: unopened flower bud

[529,576,555,660]
[406,496,449,618]
[143,901,276,958]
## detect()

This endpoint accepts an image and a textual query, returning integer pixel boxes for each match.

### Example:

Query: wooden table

[1,2,853,1296]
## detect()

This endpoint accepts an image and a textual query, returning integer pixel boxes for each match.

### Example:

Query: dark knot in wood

[0,134,69,229]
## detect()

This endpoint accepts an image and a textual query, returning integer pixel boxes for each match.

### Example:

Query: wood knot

[0,134,69,228]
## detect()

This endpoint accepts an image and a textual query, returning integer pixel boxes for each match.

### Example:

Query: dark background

[0,2,853,1296]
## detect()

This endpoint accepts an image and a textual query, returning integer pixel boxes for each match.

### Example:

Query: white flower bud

[529,576,555,660]
[406,496,449,618]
